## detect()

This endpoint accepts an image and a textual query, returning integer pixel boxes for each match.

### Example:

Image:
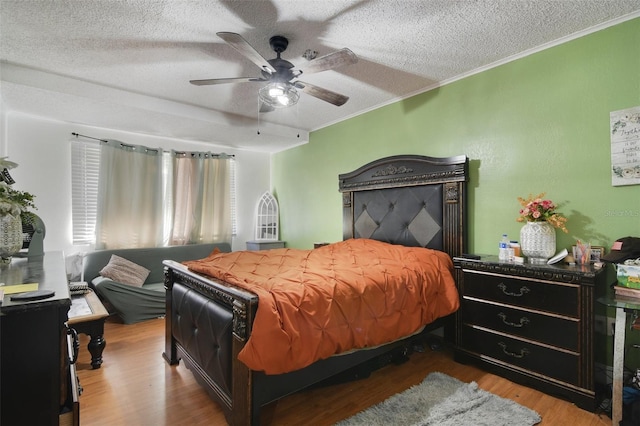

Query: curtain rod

[71,132,234,158]
[71,132,107,142]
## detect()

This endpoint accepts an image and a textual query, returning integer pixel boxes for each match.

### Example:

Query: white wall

[0,93,6,154]
[3,112,271,255]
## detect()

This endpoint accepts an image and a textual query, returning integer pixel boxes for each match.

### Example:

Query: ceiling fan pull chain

[257,98,261,135]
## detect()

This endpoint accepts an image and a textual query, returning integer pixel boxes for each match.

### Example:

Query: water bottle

[498,234,509,261]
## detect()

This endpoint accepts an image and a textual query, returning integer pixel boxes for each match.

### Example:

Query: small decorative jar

[520,221,556,264]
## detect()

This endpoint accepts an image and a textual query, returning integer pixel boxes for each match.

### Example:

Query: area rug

[336,372,541,426]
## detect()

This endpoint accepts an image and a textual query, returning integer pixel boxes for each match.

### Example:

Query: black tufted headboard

[339,154,468,258]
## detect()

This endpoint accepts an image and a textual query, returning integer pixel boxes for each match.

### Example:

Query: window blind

[71,139,100,245]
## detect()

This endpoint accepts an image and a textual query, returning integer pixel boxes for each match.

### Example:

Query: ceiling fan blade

[217,32,276,74]
[295,81,349,106]
[298,48,358,75]
[190,77,263,86]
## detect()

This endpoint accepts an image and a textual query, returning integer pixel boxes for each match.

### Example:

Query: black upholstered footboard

[171,283,234,396]
[163,260,257,425]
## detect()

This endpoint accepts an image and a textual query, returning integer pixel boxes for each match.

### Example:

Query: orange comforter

[183,238,459,374]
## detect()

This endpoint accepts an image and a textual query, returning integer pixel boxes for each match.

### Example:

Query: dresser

[0,252,79,426]
[453,255,606,411]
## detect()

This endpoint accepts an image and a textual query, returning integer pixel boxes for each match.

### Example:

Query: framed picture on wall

[610,105,640,187]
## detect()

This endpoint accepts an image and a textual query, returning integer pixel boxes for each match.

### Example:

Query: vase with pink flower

[516,193,568,264]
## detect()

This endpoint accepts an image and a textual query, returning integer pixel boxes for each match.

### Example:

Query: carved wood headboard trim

[339,154,468,258]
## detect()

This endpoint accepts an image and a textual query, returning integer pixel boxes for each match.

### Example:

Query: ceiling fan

[190,32,358,111]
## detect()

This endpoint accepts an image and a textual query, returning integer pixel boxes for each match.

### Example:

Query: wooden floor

[76,316,612,426]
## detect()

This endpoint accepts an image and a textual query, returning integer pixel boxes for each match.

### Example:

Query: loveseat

[83,243,231,324]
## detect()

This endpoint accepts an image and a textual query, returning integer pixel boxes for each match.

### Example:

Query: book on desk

[614,285,640,300]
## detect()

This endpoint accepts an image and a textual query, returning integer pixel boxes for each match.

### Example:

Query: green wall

[273,18,640,369]
[273,18,640,257]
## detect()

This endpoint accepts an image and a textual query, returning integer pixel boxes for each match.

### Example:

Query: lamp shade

[258,82,300,108]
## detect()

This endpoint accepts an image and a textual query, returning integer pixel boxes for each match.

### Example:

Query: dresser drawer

[461,326,579,386]
[462,272,579,317]
[461,298,579,351]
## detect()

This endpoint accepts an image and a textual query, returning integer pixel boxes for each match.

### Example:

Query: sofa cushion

[99,254,150,287]
[83,243,232,324]
[92,277,165,324]
[83,243,232,286]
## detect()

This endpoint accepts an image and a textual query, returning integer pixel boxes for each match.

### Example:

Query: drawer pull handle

[498,342,530,359]
[67,326,79,364]
[498,312,530,328]
[497,283,530,297]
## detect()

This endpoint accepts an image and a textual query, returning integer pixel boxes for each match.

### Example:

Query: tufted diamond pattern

[172,284,233,394]
[409,208,440,247]
[184,238,458,375]
[354,209,378,239]
[353,186,443,248]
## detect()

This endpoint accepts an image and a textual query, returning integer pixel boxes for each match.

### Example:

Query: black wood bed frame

[163,154,468,425]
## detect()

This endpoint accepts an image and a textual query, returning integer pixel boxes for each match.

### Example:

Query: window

[71,140,236,246]
[71,140,100,245]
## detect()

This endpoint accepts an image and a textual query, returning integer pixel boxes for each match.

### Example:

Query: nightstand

[453,255,606,411]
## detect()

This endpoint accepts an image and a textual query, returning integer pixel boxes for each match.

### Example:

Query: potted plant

[0,158,36,262]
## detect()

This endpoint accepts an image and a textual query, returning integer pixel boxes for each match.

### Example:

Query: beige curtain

[95,140,163,249]
[169,152,232,245]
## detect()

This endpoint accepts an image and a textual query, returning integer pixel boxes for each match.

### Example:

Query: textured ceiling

[1,1,639,152]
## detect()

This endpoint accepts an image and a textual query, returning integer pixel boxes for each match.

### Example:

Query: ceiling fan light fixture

[259,82,300,108]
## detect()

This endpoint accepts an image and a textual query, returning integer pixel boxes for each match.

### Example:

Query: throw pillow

[99,255,150,287]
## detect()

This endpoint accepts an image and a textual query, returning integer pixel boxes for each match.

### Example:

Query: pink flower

[516,192,568,232]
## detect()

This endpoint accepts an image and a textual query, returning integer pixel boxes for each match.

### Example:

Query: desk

[68,290,109,369]
[597,296,640,425]
[0,252,79,425]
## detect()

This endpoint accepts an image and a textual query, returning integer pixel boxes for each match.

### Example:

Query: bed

[162,154,468,425]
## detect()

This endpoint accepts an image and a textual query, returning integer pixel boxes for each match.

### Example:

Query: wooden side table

[68,290,109,369]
